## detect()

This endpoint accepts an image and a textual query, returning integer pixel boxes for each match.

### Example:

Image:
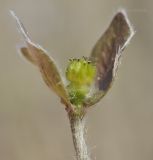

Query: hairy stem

[68,114,91,160]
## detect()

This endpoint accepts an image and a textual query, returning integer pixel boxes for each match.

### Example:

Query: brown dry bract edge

[11,11,72,111]
[91,11,134,92]
[84,11,134,107]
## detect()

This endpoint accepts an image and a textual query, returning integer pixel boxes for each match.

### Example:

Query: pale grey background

[0,0,153,160]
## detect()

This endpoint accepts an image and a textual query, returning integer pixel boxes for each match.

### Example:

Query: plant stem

[68,114,91,160]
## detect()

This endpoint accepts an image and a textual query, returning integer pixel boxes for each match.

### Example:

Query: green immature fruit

[66,58,96,85]
[66,58,96,107]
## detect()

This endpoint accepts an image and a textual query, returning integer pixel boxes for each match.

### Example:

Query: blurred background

[0,0,153,160]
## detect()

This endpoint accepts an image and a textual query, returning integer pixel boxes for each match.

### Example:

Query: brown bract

[10,11,73,112]
[85,10,135,107]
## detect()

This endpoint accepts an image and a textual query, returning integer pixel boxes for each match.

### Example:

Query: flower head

[66,58,96,85]
[11,10,134,117]
[65,58,96,112]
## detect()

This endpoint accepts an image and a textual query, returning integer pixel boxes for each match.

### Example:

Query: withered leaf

[11,11,71,108]
[88,10,134,105]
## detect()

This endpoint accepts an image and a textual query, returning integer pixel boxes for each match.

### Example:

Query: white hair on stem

[69,115,91,160]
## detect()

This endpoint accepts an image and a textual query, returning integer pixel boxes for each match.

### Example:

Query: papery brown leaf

[90,10,134,95]
[11,11,71,108]
[84,10,135,107]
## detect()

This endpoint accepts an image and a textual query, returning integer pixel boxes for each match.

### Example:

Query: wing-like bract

[91,10,134,94]
[11,11,71,107]
[84,10,134,107]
